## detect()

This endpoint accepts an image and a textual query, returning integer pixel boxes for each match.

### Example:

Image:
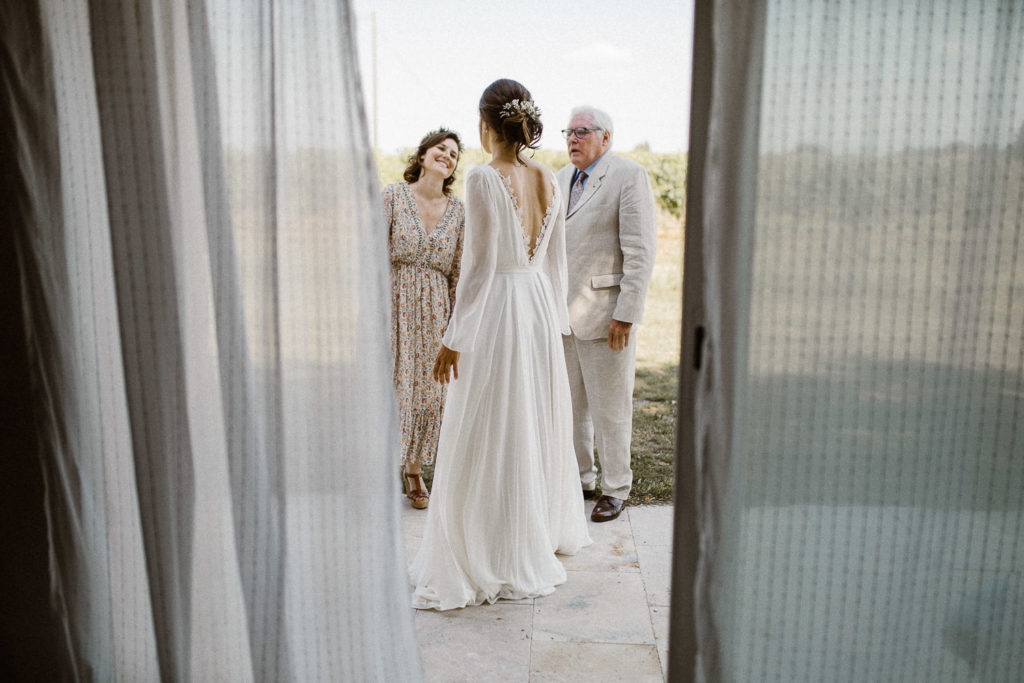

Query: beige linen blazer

[557,153,657,341]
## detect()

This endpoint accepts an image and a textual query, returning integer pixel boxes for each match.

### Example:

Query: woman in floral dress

[382,128,465,509]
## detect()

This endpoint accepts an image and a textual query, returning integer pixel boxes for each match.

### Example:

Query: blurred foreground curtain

[2,0,420,680]
[674,1,1023,681]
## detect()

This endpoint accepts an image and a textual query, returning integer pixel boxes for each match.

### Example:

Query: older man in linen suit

[557,106,657,522]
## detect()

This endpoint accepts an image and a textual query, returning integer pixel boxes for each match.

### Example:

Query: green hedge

[376,146,687,217]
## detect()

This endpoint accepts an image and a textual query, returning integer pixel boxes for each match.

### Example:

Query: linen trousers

[561,331,636,500]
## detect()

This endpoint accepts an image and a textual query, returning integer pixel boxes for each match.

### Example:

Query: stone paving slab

[649,604,671,676]
[533,570,655,644]
[415,602,534,682]
[529,641,663,682]
[637,543,673,607]
[401,501,674,681]
[559,512,639,573]
[627,505,674,547]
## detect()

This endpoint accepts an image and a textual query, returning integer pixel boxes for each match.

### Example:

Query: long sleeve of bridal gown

[409,164,592,611]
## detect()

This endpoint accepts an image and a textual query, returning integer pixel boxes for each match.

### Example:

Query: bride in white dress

[410,79,592,610]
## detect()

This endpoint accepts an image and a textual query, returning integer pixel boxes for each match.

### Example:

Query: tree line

[376,145,688,218]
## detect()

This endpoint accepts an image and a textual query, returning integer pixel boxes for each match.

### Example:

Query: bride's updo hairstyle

[479,78,543,161]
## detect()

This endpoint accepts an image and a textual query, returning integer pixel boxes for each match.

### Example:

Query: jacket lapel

[566,153,612,219]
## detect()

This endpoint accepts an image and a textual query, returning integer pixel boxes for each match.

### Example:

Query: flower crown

[499,98,542,120]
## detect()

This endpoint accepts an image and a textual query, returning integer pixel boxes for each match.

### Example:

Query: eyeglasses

[561,127,603,140]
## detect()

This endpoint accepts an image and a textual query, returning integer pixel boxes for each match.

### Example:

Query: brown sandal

[403,472,429,510]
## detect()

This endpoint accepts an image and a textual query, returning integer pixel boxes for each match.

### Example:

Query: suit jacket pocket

[591,273,624,289]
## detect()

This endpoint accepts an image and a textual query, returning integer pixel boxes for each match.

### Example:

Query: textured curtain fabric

[4,0,420,680]
[678,1,1024,681]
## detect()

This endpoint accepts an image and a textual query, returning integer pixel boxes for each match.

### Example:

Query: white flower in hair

[499,98,542,119]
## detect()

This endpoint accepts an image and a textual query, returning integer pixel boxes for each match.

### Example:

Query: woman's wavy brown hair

[478,78,543,162]
[403,128,463,195]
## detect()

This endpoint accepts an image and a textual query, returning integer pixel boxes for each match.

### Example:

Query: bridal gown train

[410,164,592,610]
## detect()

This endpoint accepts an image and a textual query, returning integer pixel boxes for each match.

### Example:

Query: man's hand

[607,319,632,352]
[433,345,460,383]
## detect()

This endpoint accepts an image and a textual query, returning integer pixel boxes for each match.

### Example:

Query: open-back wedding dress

[410,164,592,610]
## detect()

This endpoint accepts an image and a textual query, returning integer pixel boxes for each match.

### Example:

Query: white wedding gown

[410,164,592,610]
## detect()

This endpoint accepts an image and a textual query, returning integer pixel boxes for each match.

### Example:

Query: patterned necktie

[567,171,587,215]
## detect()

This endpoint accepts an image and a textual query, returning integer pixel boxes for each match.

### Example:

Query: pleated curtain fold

[674,1,1024,681]
[4,1,420,679]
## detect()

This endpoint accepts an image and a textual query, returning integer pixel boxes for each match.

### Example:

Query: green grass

[626,392,677,504]
[629,211,683,503]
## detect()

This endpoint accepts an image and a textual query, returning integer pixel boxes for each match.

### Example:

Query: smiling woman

[383,128,466,510]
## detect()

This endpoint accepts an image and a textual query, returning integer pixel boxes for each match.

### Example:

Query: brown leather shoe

[591,495,625,522]
[582,487,597,500]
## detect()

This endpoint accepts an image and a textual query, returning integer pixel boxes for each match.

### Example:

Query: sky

[350,0,695,154]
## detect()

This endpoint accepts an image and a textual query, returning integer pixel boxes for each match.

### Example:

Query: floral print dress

[384,182,465,467]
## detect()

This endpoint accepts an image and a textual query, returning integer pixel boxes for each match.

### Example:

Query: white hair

[569,105,614,145]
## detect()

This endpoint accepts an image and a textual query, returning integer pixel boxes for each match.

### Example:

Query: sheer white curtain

[675,1,1023,681]
[4,0,419,679]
